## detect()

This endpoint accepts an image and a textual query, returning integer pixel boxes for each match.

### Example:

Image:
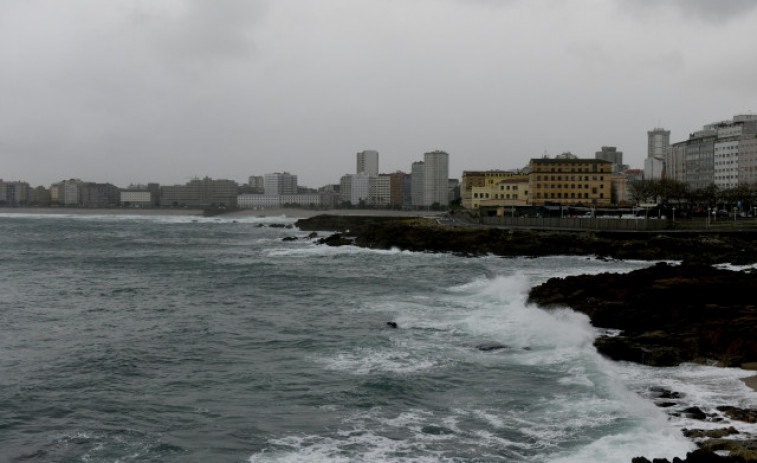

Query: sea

[1,213,756,463]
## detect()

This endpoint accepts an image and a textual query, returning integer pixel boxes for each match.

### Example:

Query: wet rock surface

[527,263,757,367]
[527,263,757,462]
[295,215,757,264]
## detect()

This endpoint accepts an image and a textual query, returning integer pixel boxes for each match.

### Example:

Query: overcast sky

[2,0,756,188]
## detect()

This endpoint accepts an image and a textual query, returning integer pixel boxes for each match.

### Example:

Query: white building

[264,172,298,195]
[423,150,449,207]
[644,157,664,181]
[648,128,670,159]
[339,173,370,206]
[369,176,391,206]
[356,150,379,176]
[237,194,322,209]
[248,176,264,189]
[714,139,740,189]
[53,179,83,206]
[120,190,152,207]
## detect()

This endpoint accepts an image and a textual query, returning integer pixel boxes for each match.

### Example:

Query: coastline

[0,207,430,219]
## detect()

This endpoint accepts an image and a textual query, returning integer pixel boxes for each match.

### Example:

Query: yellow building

[528,158,612,206]
[461,170,521,209]
[471,176,530,213]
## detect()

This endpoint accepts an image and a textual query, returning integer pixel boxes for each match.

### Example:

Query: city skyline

[1,1,755,188]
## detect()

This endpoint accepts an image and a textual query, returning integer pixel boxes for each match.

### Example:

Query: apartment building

[529,158,612,206]
[356,150,379,176]
[0,180,30,206]
[665,115,757,190]
[161,177,238,208]
[422,150,449,207]
[264,172,298,195]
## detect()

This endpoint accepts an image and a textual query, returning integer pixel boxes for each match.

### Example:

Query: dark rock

[317,234,353,247]
[636,446,757,463]
[682,406,708,421]
[386,321,398,329]
[717,406,757,424]
[650,387,683,400]
[683,428,739,439]
[268,223,286,228]
[529,263,757,367]
[282,236,298,241]
[307,232,318,239]
[474,342,509,352]
[297,216,757,264]
[657,401,678,408]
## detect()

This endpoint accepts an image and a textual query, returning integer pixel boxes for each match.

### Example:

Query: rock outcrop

[527,263,757,367]
[295,215,757,264]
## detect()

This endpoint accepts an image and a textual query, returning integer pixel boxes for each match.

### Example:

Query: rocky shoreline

[528,263,757,462]
[294,215,757,265]
[295,215,757,462]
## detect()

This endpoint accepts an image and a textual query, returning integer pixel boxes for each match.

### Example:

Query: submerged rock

[474,342,509,352]
[317,233,353,247]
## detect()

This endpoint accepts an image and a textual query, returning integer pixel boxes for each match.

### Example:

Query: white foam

[248,429,453,463]
[548,429,695,463]
[716,262,757,272]
[316,348,444,375]
[616,362,757,435]
[264,243,431,259]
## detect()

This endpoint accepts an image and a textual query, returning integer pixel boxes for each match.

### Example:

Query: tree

[628,180,656,204]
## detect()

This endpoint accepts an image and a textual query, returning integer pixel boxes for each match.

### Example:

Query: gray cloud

[1,0,756,188]
[620,0,757,23]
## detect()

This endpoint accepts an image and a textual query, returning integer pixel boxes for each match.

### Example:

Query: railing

[480,216,673,231]
[480,216,757,231]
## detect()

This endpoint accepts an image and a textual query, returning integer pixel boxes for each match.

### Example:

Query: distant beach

[0,207,432,219]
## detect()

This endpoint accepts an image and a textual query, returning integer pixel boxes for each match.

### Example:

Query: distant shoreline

[0,207,431,219]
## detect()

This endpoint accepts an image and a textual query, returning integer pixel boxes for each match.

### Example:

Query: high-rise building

[595,146,624,173]
[264,172,298,195]
[411,161,425,207]
[0,180,30,206]
[385,172,407,207]
[648,128,670,159]
[369,176,391,206]
[423,150,449,207]
[339,173,370,205]
[356,150,379,176]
